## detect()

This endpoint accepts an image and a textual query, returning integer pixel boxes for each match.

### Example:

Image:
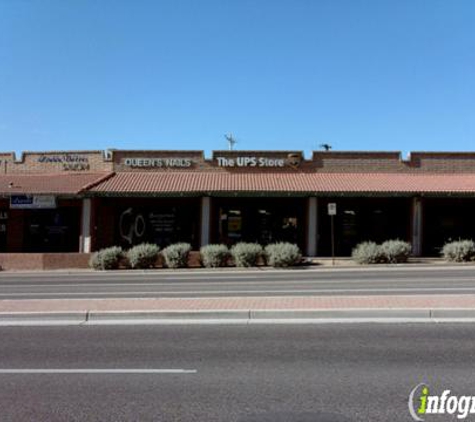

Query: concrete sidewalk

[2,294,475,324]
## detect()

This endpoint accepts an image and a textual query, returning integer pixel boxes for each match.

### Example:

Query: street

[1,324,475,421]
[1,266,475,299]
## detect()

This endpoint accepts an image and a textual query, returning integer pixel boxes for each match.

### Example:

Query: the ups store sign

[214,152,303,168]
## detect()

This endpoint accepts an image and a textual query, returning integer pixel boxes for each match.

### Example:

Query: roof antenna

[225,134,237,151]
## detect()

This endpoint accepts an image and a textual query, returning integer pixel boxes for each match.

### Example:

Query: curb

[0,312,87,323]
[2,262,475,276]
[1,309,475,324]
[87,310,250,321]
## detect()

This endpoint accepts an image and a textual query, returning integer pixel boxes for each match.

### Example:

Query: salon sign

[123,158,193,168]
[37,155,90,171]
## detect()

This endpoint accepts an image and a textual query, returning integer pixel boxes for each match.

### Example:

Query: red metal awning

[89,171,475,195]
[0,172,113,195]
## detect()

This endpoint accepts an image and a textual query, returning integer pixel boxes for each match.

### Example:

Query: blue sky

[1,0,474,156]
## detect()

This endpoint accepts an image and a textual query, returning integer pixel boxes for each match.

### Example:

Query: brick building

[2,149,475,258]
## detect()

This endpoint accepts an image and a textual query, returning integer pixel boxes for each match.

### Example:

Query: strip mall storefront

[2,149,475,259]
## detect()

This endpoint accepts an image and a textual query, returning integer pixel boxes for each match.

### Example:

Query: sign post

[328,203,337,265]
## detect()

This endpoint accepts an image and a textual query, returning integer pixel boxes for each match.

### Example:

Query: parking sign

[328,203,337,215]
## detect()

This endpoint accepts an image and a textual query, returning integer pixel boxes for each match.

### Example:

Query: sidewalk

[3,294,475,312]
[2,294,475,323]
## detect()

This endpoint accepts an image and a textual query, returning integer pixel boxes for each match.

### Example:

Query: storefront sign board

[10,195,57,209]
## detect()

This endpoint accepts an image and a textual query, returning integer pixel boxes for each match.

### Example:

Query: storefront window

[318,199,411,256]
[117,206,196,248]
[0,210,7,252]
[24,209,80,252]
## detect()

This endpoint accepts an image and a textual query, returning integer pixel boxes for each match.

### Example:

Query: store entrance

[214,198,305,249]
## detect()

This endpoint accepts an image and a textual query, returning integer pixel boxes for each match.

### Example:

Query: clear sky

[1,0,474,156]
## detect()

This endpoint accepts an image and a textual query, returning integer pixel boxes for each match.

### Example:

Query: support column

[411,197,423,257]
[306,197,318,257]
[200,196,211,247]
[80,198,92,253]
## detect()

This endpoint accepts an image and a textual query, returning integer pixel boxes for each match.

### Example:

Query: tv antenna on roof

[225,133,237,151]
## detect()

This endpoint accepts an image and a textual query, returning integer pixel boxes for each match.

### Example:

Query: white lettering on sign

[0,211,7,219]
[10,195,57,209]
[123,158,193,168]
[216,156,285,168]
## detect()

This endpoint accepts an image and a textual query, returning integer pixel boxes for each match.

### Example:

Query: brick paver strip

[1,295,475,313]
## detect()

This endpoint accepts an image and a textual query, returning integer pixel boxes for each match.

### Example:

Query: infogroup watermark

[409,383,475,420]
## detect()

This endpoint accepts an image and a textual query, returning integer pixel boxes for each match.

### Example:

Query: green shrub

[442,240,475,262]
[265,242,302,267]
[380,240,412,263]
[89,246,123,270]
[231,242,263,267]
[127,243,160,269]
[162,243,192,268]
[352,242,385,265]
[200,244,230,268]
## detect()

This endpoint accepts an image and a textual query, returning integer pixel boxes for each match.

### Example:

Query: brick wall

[311,151,475,173]
[2,151,112,174]
[111,150,475,174]
[2,149,475,176]
[0,253,91,270]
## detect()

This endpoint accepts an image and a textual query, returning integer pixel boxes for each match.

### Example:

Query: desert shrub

[89,246,123,270]
[231,243,263,267]
[161,243,192,268]
[441,239,475,262]
[265,242,302,267]
[200,244,230,268]
[351,241,385,265]
[126,243,160,269]
[380,240,412,263]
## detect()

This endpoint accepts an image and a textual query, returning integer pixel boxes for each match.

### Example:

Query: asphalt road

[1,266,475,299]
[0,324,474,421]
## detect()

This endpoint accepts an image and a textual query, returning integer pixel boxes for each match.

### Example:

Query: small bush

[200,244,230,268]
[442,239,475,262]
[352,242,385,265]
[89,246,123,270]
[265,242,302,267]
[231,243,263,267]
[127,243,160,269]
[380,240,412,263]
[162,243,192,268]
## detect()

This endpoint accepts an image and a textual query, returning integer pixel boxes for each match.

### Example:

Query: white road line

[3,287,475,296]
[0,369,197,374]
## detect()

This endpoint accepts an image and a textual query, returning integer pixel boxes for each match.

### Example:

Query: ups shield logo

[287,153,302,168]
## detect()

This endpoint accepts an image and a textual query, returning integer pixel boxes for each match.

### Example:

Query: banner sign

[10,195,57,209]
